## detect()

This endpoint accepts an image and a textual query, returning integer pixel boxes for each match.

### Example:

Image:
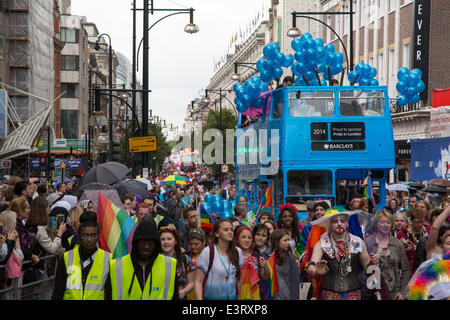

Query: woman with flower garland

[306,209,379,300]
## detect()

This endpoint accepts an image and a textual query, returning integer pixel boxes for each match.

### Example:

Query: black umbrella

[421,185,449,194]
[73,182,114,198]
[114,179,149,198]
[79,162,129,187]
[408,182,425,189]
[428,178,450,188]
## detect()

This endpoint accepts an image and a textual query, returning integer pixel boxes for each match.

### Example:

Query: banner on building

[430,106,450,138]
[411,136,450,181]
[432,88,450,108]
[30,158,83,170]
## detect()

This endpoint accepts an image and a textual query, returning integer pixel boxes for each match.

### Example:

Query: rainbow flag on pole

[363,171,376,208]
[240,259,261,300]
[255,186,273,218]
[97,192,136,259]
[264,252,279,299]
[199,203,215,233]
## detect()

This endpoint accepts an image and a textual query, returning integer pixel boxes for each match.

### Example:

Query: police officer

[104,215,179,300]
[52,211,111,300]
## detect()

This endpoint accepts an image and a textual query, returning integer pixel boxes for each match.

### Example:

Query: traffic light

[48,156,56,170]
[112,141,120,162]
[39,156,47,171]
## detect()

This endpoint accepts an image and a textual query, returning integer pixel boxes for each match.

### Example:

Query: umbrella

[135,177,152,191]
[428,178,450,188]
[114,179,149,198]
[407,182,425,189]
[386,183,409,192]
[79,162,129,187]
[421,185,449,194]
[77,189,124,212]
[73,183,114,198]
[160,174,190,185]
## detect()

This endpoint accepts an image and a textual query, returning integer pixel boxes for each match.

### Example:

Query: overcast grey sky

[71,0,269,134]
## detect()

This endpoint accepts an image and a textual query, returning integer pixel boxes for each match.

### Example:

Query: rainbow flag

[265,253,279,299]
[255,186,273,218]
[97,192,136,259]
[199,203,215,233]
[363,171,376,208]
[240,259,261,300]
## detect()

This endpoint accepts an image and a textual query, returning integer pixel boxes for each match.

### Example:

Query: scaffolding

[8,0,54,122]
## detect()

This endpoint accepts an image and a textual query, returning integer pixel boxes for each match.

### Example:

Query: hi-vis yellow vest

[132,214,164,226]
[110,253,177,300]
[63,245,111,300]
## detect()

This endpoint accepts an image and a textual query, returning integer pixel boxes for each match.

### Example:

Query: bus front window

[289,91,334,117]
[287,170,333,196]
[339,90,385,116]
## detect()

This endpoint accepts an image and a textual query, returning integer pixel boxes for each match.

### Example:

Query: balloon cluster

[396,68,425,106]
[202,194,235,220]
[347,62,379,86]
[233,75,269,113]
[290,33,343,86]
[256,42,294,83]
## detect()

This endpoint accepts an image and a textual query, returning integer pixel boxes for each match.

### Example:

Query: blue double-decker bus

[235,85,395,220]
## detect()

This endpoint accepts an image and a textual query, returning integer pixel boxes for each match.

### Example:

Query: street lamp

[288,10,355,72]
[95,33,114,162]
[231,62,258,82]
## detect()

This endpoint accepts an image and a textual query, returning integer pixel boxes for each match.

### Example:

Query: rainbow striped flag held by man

[97,192,136,259]
[255,186,273,218]
[240,260,261,300]
[262,252,279,299]
[363,171,376,208]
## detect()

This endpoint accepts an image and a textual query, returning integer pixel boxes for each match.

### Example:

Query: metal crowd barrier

[0,255,59,300]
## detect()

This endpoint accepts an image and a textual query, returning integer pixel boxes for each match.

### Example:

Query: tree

[201,107,237,178]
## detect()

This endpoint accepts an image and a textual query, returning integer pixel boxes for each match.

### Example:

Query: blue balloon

[300,32,313,42]
[317,63,327,74]
[410,68,423,79]
[410,94,420,104]
[334,52,344,65]
[397,94,408,106]
[314,38,324,48]
[407,86,417,96]
[348,71,358,82]
[260,70,272,83]
[396,81,407,93]
[370,79,379,86]
[295,62,306,74]
[251,76,262,86]
[283,54,294,68]
[236,101,246,113]
[369,68,377,79]
[271,42,281,53]
[321,79,328,86]
[397,67,410,81]
[291,38,303,51]
[273,67,283,79]
[304,39,315,49]
[294,51,306,62]
[360,78,370,86]
[316,47,326,59]
[355,62,365,73]
[263,45,276,60]
[406,74,416,86]
[416,80,426,93]
[256,59,265,73]
[274,52,285,66]
[304,70,315,81]
[324,43,335,54]
[233,82,243,92]
[361,64,371,77]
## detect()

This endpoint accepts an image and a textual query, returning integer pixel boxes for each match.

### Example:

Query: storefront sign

[330,123,365,140]
[30,158,83,170]
[395,140,411,160]
[412,0,431,103]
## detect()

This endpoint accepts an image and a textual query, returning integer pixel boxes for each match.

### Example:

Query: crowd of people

[0,167,449,300]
